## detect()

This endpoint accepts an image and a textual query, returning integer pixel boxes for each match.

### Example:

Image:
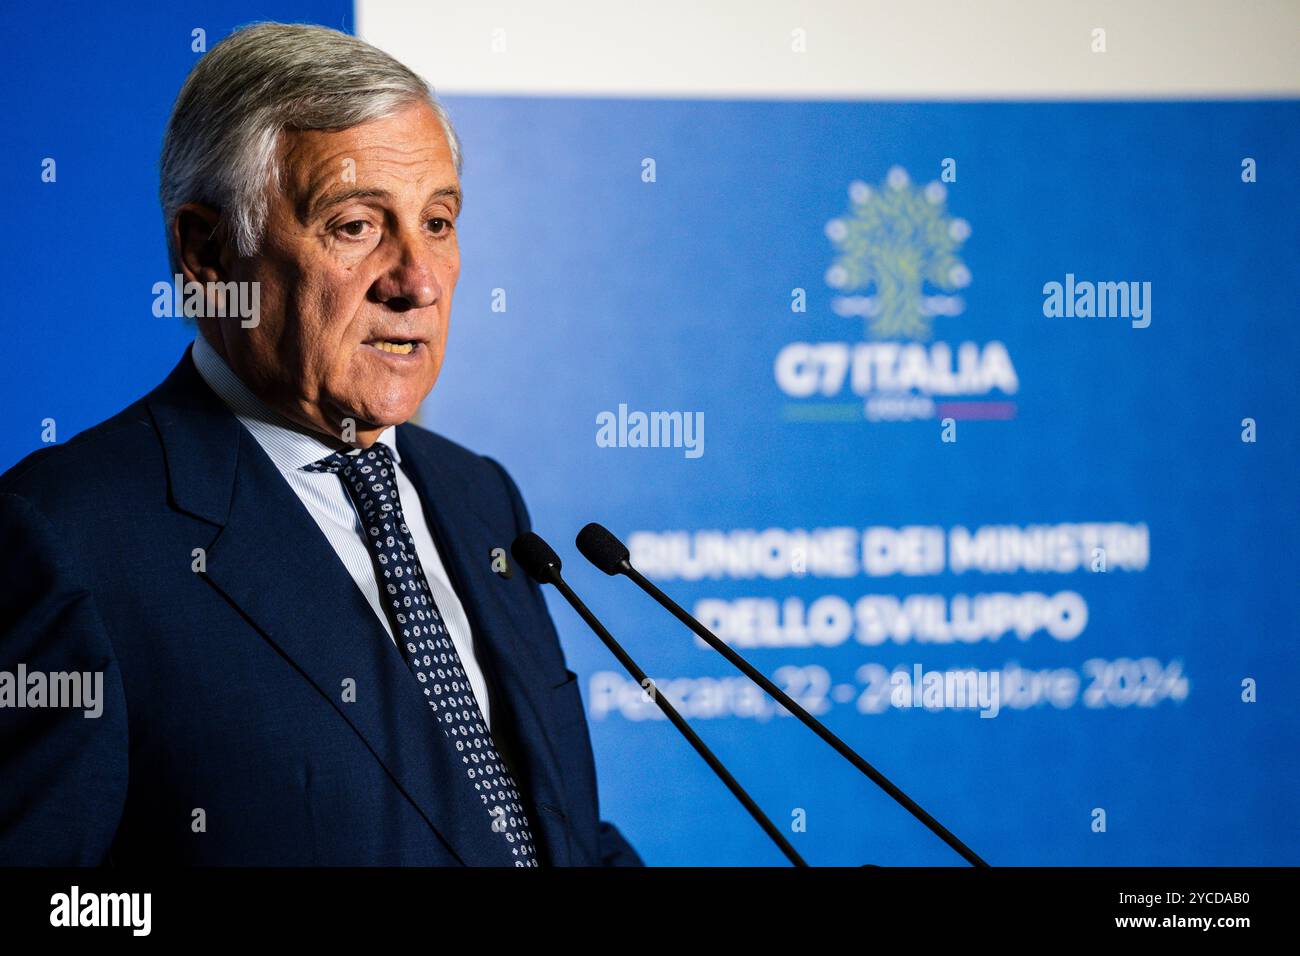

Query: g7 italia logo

[776,166,1018,423]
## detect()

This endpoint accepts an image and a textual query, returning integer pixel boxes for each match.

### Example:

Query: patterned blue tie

[304,442,539,866]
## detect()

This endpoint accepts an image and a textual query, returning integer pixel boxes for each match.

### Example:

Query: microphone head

[576,523,631,575]
[511,532,564,585]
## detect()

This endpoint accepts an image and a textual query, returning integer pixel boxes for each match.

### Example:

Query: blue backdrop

[3,3,1295,865]
[429,96,1300,865]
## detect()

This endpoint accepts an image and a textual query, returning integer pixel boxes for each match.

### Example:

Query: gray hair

[159,21,461,274]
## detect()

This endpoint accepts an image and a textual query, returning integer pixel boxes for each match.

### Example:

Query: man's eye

[336,220,371,239]
[429,217,453,236]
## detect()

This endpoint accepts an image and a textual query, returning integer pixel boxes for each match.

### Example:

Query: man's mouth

[371,340,416,356]
[365,339,422,356]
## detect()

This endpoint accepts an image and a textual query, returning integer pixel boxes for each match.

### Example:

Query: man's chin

[333,397,427,438]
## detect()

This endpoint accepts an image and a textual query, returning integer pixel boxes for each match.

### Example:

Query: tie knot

[304,441,394,475]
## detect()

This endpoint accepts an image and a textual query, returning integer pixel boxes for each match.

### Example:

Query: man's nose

[371,230,442,310]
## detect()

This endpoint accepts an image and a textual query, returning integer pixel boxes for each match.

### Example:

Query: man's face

[215,101,461,443]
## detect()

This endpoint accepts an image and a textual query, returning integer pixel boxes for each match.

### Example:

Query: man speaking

[0,22,641,867]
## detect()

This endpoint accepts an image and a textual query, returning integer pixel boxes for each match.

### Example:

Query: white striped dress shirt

[191,333,492,728]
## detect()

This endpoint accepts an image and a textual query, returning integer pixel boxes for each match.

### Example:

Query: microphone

[575,522,989,868]
[510,532,807,867]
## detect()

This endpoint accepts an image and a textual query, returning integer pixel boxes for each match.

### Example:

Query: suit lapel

[397,427,574,866]
[147,348,517,867]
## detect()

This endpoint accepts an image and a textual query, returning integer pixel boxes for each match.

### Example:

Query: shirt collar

[190,333,401,473]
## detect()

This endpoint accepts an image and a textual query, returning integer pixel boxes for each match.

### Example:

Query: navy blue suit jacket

[0,346,642,866]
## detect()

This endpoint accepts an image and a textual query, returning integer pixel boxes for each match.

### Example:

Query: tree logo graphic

[825,166,971,341]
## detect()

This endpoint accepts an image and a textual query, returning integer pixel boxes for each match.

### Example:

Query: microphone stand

[609,554,988,868]
[512,533,808,867]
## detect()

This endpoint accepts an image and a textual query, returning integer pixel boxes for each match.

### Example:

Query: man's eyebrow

[428,186,463,215]
[302,185,463,221]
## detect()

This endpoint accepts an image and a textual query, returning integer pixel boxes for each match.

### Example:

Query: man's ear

[173,202,230,284]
